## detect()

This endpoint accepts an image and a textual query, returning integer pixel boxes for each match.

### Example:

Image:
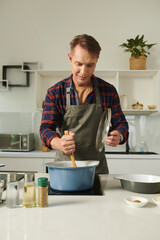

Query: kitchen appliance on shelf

[0,133,34,152]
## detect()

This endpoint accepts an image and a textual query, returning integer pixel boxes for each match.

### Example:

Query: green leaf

[135,35,140,42]
[147,43,157,49]
[119,43,129,48]
[119,34,157,57]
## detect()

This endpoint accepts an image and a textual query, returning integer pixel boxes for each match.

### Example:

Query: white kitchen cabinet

[132,159,160,175]
[35,70,160,114]
[0,150,56,173]
[107,156,160,175]
[107,158,133,174]
[0,157,44,173]
[1,154,160,175]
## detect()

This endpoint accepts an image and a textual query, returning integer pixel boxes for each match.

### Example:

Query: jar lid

[25,173,35,182]
[7,173,18,182]
[132,101,143,107]
[38,177,48,187]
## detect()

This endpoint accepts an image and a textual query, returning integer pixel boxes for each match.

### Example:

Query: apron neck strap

[95,86,100,104]
[66,87,71,106]
[66,85,101,106]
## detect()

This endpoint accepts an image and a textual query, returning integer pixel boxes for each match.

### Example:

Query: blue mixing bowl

[43,161,99,191]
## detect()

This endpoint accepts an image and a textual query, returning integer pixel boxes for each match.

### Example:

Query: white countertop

[0,173,160,240]
[0,150,55,158]
[106,153,160,159]
[0,150,159,159]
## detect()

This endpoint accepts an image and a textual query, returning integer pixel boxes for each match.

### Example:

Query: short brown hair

[70,34,101,58]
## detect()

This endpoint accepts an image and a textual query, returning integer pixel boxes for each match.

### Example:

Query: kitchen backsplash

[126,113,160,153]
[0,112,160,154]
[0,112,42,150]
[0,112,32,133]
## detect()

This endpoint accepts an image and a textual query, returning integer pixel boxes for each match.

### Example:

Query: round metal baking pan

[114,174,160,194]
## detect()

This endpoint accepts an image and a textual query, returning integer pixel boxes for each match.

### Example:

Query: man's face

[68,45,98,87]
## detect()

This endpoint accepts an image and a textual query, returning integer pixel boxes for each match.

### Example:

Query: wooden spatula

[64,130,77,167]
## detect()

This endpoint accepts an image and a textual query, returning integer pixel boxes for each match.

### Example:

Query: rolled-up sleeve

[110,87,129,144]
[40,89,62,148]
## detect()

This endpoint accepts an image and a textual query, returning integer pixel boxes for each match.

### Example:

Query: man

[40,34,129,174]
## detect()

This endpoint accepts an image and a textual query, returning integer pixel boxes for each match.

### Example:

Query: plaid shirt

[40,75,129,148]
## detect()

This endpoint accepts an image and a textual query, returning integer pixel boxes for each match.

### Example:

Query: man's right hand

[50,131,75,154]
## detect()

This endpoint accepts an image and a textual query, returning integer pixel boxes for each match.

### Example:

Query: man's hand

[50,131,75,154]
[104,130,121,147]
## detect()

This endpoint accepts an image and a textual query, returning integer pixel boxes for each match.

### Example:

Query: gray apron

[55,85,108,174]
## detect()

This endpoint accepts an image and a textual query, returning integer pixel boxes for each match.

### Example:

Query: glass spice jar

[5,173,19,208]
[38,177,48,207]
[22,173,37,208]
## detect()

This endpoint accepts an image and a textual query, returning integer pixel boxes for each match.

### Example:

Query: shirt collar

[69,74,97,90]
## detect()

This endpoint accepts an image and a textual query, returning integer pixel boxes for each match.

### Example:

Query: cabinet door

[0,157,44,173]
[107,157,160,175]
[132,159,160,175]
[107,158,133,174]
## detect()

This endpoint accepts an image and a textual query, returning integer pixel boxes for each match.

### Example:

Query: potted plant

[120,35,157,70]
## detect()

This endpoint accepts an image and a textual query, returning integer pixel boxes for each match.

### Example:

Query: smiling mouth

[79,76,87,80]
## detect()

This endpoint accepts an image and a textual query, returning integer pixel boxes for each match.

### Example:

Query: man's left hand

[105,130,121,147]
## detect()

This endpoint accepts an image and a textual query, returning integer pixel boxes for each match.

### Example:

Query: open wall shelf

[35,70,160,115]
[0,80,8,91]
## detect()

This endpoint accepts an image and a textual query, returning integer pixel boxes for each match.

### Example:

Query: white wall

[0,0,160,71]
[0,0,160,152]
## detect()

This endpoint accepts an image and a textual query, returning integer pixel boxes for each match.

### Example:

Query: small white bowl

[0,164,5,167]
[125,196,148,208]
[152,197,160,206]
